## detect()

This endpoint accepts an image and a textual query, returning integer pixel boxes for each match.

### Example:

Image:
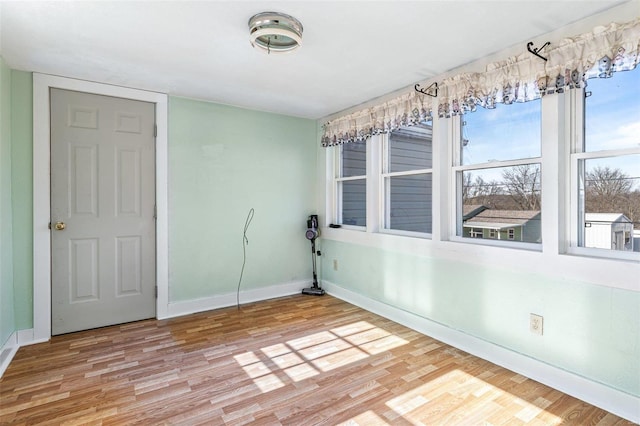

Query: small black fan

[302,215,325,296]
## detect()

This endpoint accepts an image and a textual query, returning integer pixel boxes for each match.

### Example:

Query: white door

[50,88,156,335]
[614,231,624,251]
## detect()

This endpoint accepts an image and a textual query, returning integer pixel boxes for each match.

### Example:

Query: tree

[585,166,633,199]
[585,166,638,228]
[501,164,541,210]
[462,173,503,207]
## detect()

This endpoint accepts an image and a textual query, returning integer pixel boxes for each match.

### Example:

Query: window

[336,141,367,227]
[571,67,640,257]
[470,228,483,238]
[454,100,542,245]
[382,123,433,234]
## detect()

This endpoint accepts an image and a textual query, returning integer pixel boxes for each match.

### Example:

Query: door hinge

[155,285,158,299]
[153,204,157,220]
[48,222,52,230]
[154,124,157,137]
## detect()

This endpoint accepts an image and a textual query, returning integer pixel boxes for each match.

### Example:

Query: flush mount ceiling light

[248,12,303,54]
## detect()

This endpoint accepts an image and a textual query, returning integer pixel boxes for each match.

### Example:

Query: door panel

[70,238,99,302]
[50,88,156,335]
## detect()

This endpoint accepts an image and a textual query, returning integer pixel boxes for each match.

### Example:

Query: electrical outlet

[333,259,338,271]
[530,314,543,336]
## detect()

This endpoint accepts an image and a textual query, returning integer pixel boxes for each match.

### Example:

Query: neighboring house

[463,209,541,243]
[584,213,634,251]
[462,204,488,221]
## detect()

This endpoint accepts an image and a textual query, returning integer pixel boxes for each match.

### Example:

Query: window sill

[335,224,366,232]
[448,236,543,252]
[379,229,431,239]
[565,247,640,263]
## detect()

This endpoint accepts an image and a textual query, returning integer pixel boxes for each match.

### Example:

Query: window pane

[340,179,366,226]
[389,124,432,173]
[460,164,541,243]
[387,174,432,233]
[584,68,640,152]
[580,155,640,251]
[341,141,366,177]
[461,101,541,165]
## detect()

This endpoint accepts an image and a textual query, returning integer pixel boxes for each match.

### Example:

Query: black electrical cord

[236,208,255,310]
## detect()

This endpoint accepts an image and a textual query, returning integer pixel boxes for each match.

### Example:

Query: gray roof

[465,210,541,227]
[585,213,630,223]
[462,204,488,220]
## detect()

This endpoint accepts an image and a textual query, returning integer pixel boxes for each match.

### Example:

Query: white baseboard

[322,281,640,424]
[0,332,19,378]
[16,328,36,344]
[0,327,48,379]
[164,280,308,319]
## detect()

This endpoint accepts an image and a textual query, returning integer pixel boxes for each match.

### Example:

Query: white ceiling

[0,1,631,119]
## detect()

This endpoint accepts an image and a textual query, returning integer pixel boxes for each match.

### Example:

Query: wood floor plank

[0,295,634,425]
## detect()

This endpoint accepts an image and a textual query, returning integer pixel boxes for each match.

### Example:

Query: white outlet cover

[530,313,544,336]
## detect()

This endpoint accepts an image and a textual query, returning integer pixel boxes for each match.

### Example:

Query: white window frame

[568,87,640,261]
[334,142,368,231]
[380,132,433,238]
[450,114,543,250]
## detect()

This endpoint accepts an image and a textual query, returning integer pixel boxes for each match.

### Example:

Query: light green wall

[0,57,16,345]
[10,71,33,330]
[320,239,640,396]
[168,97,317,301]
[5,81,317,331]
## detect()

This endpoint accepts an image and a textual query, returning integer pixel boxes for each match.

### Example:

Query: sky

[584,68,639,189]
[461,66,639,189]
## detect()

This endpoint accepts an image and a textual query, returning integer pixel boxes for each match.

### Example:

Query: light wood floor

[0,295,634,425]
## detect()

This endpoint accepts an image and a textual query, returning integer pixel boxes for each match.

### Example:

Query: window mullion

[382,169,433,178]
[572,148,640,160]
[367,135,381,233]
[328,146,338,225]
[540,91,565,255]
[451,115,462,238]
[453,157,542,173]
[568,88,583,249]
[381,134,390,231]
[336,175,367,182]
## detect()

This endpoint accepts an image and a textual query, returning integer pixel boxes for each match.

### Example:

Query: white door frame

[33,74,169,342]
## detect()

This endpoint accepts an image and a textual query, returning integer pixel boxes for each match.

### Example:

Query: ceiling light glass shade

[248,12,303,53]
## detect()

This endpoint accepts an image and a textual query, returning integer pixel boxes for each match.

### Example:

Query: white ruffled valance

[321,91,433,147]
[437,55,545,118]
[322,17,640,146]
[439,17,639,118]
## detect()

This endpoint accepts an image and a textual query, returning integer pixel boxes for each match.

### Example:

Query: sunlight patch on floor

[337,410,391,425]
[382,369,562,425]
[331,321,377,337]
[514,396,553,422]
[310,347,370,372]
[283,362,319,382]
[287,331,337,351]
[251,373,285,393]
[234,321,409,393]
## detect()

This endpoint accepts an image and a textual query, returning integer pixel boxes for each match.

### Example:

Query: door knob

[54,222,66,231]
